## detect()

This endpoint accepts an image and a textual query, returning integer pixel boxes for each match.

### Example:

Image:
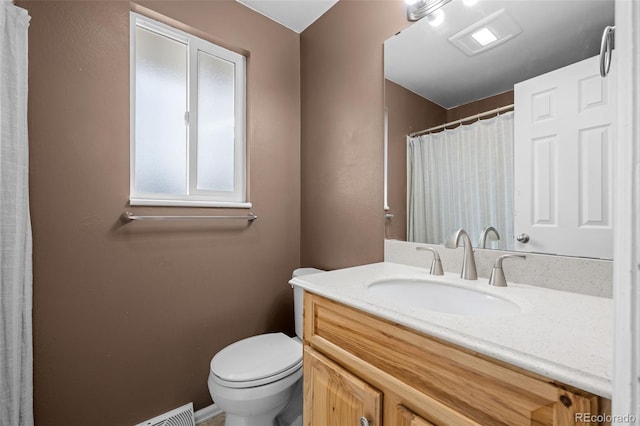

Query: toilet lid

[211,333,302,383]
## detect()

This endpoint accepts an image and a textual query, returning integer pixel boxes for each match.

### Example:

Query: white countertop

[290,262,612,398]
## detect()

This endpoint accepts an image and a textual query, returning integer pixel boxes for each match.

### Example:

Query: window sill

[130,198,252,209]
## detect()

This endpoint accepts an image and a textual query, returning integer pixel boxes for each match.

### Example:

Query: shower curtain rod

[408,103,514,138]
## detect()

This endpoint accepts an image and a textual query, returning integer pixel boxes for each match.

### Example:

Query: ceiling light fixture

[448,9,522,56]
[406,0,452,22]
[471,27,498,46]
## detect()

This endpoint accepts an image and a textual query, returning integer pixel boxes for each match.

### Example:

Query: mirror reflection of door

[514,55,615,259]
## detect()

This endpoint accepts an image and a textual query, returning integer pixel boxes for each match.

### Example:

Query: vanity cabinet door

[303,347,382,426]
[395,405,435,426]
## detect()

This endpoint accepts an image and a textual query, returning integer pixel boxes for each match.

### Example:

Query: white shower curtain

[407,112,514,250]
[0,1,33,425]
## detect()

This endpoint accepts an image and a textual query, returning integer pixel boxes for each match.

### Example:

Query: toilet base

[209,370,302,426]
[223,408,302,426]
[275,379,302,426]
[224,409,281,426]
[221,379,303,426]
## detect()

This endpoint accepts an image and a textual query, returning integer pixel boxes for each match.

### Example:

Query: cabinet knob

[360,417,370,426]
[516,233,530,243]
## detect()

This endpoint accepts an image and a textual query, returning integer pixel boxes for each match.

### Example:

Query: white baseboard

[194,404,223,424]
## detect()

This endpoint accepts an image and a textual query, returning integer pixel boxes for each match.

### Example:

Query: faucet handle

[416,247,444,276]
[493,254,526,267]
[489,254,526,287]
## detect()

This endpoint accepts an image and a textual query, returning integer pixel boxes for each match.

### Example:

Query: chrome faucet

[416,246,444,275]
[479,226,500,249]
[488,254,526,287]
[444,229,477,280]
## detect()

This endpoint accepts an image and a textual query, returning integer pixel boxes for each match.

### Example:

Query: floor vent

[136,402,195,426]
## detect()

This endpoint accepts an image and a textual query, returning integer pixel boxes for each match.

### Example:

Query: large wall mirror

[384,0,615,259]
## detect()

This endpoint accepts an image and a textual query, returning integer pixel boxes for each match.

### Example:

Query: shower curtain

[407,112,514,250]
[0,1,33,425]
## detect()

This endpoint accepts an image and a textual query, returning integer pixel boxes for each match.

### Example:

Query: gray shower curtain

[0,1,33,425]
[407,112,514,249]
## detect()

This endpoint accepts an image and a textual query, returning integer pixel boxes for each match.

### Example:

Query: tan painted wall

[20,1,300,424]
[384,80,446,240]
[300,0,409,269]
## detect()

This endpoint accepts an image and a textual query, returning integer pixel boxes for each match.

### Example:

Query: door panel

[514,54,615,259]
[303,347,382,426]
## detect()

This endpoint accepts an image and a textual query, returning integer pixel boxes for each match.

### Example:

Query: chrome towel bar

[121,211,258,222]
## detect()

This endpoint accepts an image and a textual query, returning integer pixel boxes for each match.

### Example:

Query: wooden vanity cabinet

[303,292,610,426]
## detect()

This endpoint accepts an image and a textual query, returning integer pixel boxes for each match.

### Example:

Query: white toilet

[207,268,322,426]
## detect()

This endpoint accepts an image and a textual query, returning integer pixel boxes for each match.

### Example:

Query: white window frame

[130,13,249,208]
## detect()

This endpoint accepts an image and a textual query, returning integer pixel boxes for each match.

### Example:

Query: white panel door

[514,55,615,259]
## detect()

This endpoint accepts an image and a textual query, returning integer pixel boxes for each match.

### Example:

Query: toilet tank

[291,268,324,340]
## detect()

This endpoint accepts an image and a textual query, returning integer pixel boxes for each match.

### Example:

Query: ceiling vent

[135,403,195,426]
[448,9,522,56]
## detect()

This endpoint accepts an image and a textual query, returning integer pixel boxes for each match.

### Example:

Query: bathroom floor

[198,413,225,426]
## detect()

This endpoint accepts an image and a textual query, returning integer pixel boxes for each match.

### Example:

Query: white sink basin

[368,278,521,317]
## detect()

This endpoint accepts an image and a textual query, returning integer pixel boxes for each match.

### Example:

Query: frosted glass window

[197,51,235,192]
[130,13,246,207]
[134,27,188,195]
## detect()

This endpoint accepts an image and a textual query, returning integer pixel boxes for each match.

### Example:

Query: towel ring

[599,26,615,77]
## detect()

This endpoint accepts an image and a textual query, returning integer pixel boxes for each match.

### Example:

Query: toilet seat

[211,333,302,389]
